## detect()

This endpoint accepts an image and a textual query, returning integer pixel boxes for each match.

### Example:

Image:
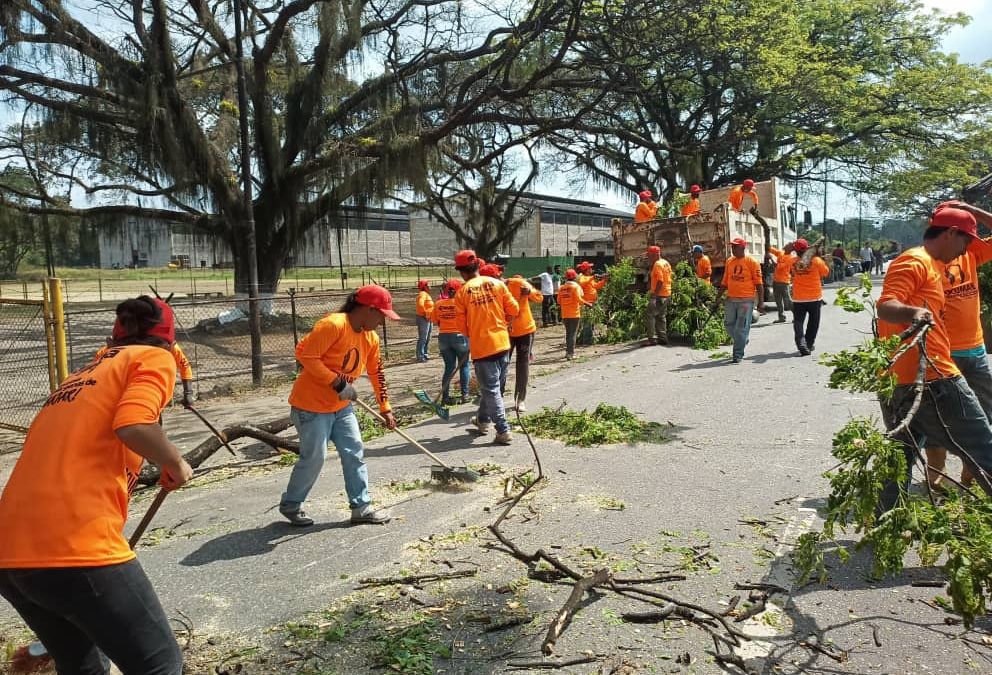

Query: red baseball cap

[112,296,175,344]
[444,279,463,294]
[354,285,400,320]
[417,279,429,291]
[742,179,755,189]
[639,190,653,200]
[577,261,593,270]
[929,205,989,253]
[731,237,747,247]
[690,184,701,194]
[454,250,477,267]
[646,245,661,255]
[565,268,578,280]
[792,238,809,252]
[480,264,501,278]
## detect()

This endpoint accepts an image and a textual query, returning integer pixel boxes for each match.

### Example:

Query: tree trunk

[231,234,287,295]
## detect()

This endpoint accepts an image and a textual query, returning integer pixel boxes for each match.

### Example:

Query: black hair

[338,291,360,313]
[922,225,967,241]
[110,296,169,348]
[455,261,480,274]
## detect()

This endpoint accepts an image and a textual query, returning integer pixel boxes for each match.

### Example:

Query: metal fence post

[22,280,27,299]
[288,288,299,347]
[41,282,57,391]
[98,276,103,302]
[48,277,68,384]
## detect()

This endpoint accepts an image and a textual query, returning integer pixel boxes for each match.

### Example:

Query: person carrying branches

[877,205,992,509]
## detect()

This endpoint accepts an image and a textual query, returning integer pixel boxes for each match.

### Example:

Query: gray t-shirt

[538,272,554,295]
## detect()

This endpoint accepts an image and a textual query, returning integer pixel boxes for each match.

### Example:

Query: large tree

[547,0,992,202]
[0,0,584,291]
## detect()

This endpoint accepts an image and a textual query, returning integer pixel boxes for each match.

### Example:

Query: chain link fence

[0,299,53,448]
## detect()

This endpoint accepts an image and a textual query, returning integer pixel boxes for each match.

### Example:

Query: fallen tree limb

[542,567,611,655]
[140,418,296,484]
[734,592,768,623]
[357,568,477,587]
[506,656,598,670]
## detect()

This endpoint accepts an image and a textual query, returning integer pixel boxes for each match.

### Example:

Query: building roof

[576,229,614,244]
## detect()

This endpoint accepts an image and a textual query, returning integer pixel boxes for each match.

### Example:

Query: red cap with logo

[444,279,463,295]
[639,190,653,200]
[792,238,809,252]
[647,245,661,255]
[565,268,578,280]
[417,280,429,291]
[454,250,478,268]
[354,285,400,320]
[930,205,990,254]
[577,261,594,270]
[112,296,175,344]
[690,184,701,194]
[742,179,755,189]
[731,237,747,247]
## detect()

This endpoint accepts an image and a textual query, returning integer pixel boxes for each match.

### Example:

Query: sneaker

[350,504,391,525]
[799,345,811,356]
[280,508,314,527]
[441,395,456,406]
[516,400,527,413]
[494,432,513,445]
[470,416,491,434]
[731,357,742,364]
[775,317,787,323]
[644,338,657,347]
[566,353,574,361]
[460,394,469,405]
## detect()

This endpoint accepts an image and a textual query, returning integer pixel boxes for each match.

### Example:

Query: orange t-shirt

[416,290,435,318]
[649,259,673,297]
[941,242,992,352]
[721,255,763,299]
[95,342,193,380]
[454,276,520,360]
[680,198,700,217]
[791,256,830,302]
[289,313,391,413]
[556,281,586,319]
[506,278,542,338]
[0,346,176,568]
[878,247,959,385]
[695,255,712,284]
[578,274,607,303]
[728,187,759,212]
[768,247,797,284]
[634,201,658,223]
[430,297,461,334]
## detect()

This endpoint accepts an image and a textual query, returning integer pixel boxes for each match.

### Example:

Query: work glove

[181,381,194,408]
[333,377,358,401]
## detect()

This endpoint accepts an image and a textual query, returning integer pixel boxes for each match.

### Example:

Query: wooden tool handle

[129,488,169,549]
[354,399,453,470]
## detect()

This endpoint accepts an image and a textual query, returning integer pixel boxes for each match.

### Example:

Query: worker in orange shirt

[692,245,712,284]
[634,189,658,223]
[721,238,765,363]
[96,339,195,407]
[645,245,672,345]
[506,275,542,412]
[453,250,520,444]
[728,179,759,213]
[877,205,992,508]
[556,268,590,360]
[415,280,434,362]
[576,261,607,346]
[0,296,193,675]
[281,285,399,527]
[766,242,797,323]
[431,279,470,405]
[681,184,702,216]
[789,239,830,355]
[923,201,992,491]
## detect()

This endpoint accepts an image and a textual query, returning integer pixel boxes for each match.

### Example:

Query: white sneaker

[470,416,491,434]
[350,504,391,524]
[516,400,527,413]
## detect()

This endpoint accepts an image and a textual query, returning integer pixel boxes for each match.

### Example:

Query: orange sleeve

[112,350,176,430]
[974,239,992,266]
[701,257,712,277]
[365,338,391,413]
[879,256,925,306]
[453,289,469,337]
[295,320,341,387]
[172,343,193,380]
[502,284,520,318]
[752,259,763,285]
[817,257,830,278]
[768,247,783,258]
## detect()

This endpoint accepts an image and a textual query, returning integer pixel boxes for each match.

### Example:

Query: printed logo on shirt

[730,262,746,281]
[466,281,499,306]
[42,377,98,408]
[340,347,361,377]
[944,263,967,287]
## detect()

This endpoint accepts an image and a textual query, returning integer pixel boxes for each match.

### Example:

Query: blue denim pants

[880,375,992,509]
[282,405,369,511]
[475,353,510,434]
[416,316,433,361]
[438,333,471,400]
[723,299,754,360]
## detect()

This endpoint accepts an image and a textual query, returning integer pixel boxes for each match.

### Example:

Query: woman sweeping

[431,279,472,405]
[280,285,399,527]
[0,296,194,675]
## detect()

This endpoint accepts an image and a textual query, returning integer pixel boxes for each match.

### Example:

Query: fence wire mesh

[0,300,51,446]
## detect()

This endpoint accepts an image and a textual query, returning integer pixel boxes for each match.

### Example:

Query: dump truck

[612,178,796,293]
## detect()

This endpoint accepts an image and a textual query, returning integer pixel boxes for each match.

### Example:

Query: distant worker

[645,245,673,346]
[721,238,765,363]
[692,245,712,285]
[860,243,874,274]
[728,179,759,213]
[415,280,434,363]
[576,261,607,346]
[634,189,658,223]
[831,242,847,282]
[551,264,563,324]
[537,265,556,327]
[556,269,589,360]
[430,279,470,405]
[681,184,702,216]
[95,339,195,407]
[789,239,831,356]
[766,242,797,323]
[506,275,542,413]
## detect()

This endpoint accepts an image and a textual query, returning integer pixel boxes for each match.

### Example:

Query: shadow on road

[180,520,350,566]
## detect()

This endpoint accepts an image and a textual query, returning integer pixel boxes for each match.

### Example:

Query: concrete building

[408,193,629,258]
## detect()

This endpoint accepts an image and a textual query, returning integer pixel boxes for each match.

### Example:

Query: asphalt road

[2,285,989,674]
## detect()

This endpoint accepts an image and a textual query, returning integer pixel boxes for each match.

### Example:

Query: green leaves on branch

[667,261,730,350]
[585,258,646,344]
[834,273,875,314]
[819,336,899,400]
[516,403,668,447]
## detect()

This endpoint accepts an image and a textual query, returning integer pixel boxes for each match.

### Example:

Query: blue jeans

[282,405,369,511]
[880,376,992,510]
[956,352,992,420]
[438,333,470,400]
[723,299,754,360]
[475,353,510,434]
[416,316,432,361]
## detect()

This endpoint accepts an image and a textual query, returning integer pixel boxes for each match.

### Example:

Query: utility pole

[822,161,829,241]
[857,195,864,249]
[232,0,263,385]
